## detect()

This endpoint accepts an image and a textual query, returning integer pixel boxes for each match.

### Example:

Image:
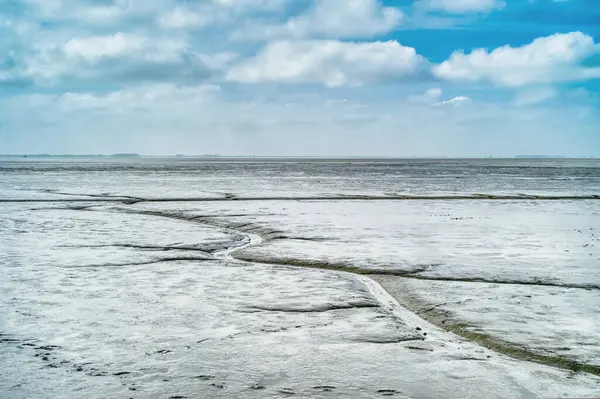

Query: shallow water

[2,157,599,199]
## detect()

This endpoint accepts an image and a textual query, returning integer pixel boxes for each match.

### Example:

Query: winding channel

[80,205,600,376]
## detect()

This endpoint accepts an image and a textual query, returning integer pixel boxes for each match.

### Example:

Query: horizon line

[0,154,597,160]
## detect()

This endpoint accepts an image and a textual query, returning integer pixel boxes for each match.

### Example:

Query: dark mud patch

[192,375,215,380]
[232,255,434,276]
[354,336,423,344]
[210,382,225,389]
[247,301,379,313]
[405,346,433,351]
[377,389,402,396]
[1,333,38,348]
[313,385,336,392]
[34,345,61,351]
[399,274,600,291]
[64,256,214,269]
[88,369,109,377]
[29,204,103,211]
[37,189,145,203]
[60,243,215,257]
[0,333,122,378]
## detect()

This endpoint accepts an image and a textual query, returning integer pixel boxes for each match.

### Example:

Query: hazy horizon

[2,154,597,159]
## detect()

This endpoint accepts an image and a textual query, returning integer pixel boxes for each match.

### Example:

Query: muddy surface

[2,159,600,398]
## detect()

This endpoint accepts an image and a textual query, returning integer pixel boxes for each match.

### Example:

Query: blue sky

[1,0,599,156]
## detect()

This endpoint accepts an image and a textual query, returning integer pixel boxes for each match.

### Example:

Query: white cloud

[55,84,222,111]
[20,0,284,28]
[16,33,237,86]
[21,0,130,23]
[513,87,559,106]
[416,0,505,13]
[233,0,402,40]
[437,96,471,106]
[433,32,600,87]
[157,8,214,29]
[213,0,285,11]
[409,88,471,106]
[62,33,151,63]
[74,5,125,22]
[226,40,428,87]
[26,33,190,82]
[156,0,284,29]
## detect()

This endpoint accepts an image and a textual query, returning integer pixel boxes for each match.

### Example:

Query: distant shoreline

[0,155,597,160]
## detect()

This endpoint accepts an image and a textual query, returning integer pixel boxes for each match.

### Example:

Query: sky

[1,0,599,156]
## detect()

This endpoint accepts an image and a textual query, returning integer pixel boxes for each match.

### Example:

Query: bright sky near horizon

[1,0,599,156]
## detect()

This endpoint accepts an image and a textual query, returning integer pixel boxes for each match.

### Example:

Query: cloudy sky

[1,0,599,156]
